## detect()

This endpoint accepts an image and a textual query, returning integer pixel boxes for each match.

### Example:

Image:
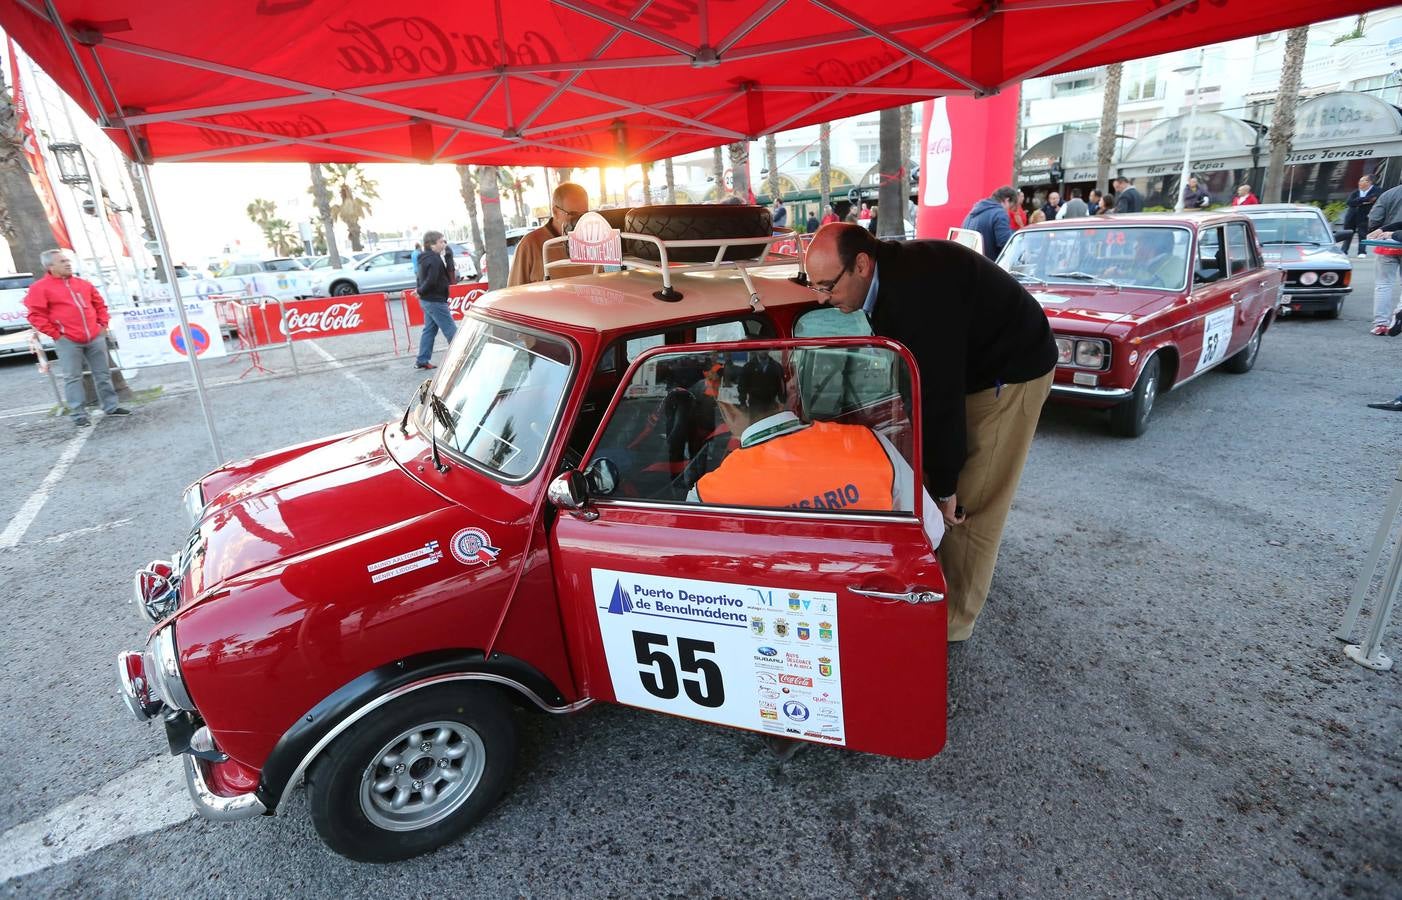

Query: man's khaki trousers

[941,369,1053,642]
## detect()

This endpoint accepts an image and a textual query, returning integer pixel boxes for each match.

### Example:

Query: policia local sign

[109,301,226,367]
[592,568,846,746]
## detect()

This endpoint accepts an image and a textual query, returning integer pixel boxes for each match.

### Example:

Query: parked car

[312,244,477,296]
[998,212,1282,436]
[1233,204,1352,318]
[119,206,947,862]
[0,272,47,357]
[308,251,372,270]
[214,257,308,277]
[479,227,531,282]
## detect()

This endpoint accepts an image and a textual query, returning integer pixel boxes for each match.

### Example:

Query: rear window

[0,275,35,290]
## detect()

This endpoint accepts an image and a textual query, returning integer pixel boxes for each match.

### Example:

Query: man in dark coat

[806,223,1057,643]
[1341,174,1380,257]
[961,186,1017,259]
[1112,176,1143,213]
[413,229,457,369]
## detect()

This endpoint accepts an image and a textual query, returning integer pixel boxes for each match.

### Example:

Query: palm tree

[1264,26,1310,203]
[0,67,54,275]
[324,163,379,251]
[499,167,534,226]
[455,165,484,255]
[764,134,779,205]
[900,105,913,229]
[727,141,749,202]
[819,122,832,217]
[478,166,509,289]
[266,217,302,256]
[245,198,276,229]
[640,161,651,205]
[665,158,676,204]
[1096,63,1123,194]
[307,163,342,267]
[877,107,902,237]
[712,147,724,200]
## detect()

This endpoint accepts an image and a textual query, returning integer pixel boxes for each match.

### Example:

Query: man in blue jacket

[961,186,1017,259]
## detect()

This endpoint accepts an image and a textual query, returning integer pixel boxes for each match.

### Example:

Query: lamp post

[1172,49,1206,213]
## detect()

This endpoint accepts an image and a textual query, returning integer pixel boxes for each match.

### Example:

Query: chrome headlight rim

[1055,337,1074,366]
[1299,271,1319,286]
[1056,334,1111,371]
[146,625,197,712]
[1318,271,1340,287]
[1073,340,1108,369]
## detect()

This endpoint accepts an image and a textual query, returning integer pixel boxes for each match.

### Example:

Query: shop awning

[1019,130,1099,184]
[1118,111,1262,179]
[1286,91,1402,165]
[1,0,1393,167]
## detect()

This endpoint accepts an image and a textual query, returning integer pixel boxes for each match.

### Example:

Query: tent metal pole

[1336,459,1402,642]
[133,162,224,463]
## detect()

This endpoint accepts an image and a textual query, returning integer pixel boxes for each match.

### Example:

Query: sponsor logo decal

[760,709,778,720]
[757,646,777,657]
[280,301,365,336]
[783,700,810,723]
[774,618,789,638]
[757,687,780,699]
[366,540,442,583]
[819,621,833,642]
[450,527,500,565]
[750,616,764,636]
[818,656,834,678]
[779,674,813,687]
[797,622,811,641]
[787,591,801,611]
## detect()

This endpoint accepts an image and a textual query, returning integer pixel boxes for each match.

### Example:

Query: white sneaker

[1357,253,1368,258]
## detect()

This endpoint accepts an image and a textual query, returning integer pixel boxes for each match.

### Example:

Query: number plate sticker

[591,569,845,746]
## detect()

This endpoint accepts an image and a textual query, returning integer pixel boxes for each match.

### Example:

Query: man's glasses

[553,204,586,220]
[810,264,851,298]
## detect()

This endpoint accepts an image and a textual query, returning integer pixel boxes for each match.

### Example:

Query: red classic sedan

[998,213,1283,436]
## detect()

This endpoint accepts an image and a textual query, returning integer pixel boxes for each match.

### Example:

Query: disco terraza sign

[277,298,390,340]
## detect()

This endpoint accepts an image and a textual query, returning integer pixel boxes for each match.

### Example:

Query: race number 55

[631,631,726,708]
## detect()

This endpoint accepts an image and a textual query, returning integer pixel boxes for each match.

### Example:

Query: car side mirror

[547,470,597,521]
[583,457,619,496]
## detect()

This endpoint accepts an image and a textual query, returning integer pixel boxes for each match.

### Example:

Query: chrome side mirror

[584,457,620,496]
[547,470,596,521]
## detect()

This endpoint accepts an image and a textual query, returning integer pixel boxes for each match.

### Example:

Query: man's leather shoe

[1366,399,1402,411]
[74,415,90,426]
[414,362,436,370]
[1389,311,1402,337]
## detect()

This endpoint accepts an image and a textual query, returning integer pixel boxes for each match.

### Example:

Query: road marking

[303,340,402,418]
[0,427,94,549]
[0,755,193,882]
[34,517,133,545]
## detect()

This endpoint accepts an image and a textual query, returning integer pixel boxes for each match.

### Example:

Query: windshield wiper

[401,379,430,437]
[1049,271,1121,290]
[400,379,454,473]
[1010,269,1049,288]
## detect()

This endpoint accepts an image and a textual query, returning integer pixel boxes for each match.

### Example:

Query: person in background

[508,182,591,286]
[1365,184,1402,335]
[858,203,872,223]
[962,186,1017,259]
[1113,176,1143,213]
[1232,184,1259,206]
[23,249,131,426]
[1341,175,1381,257]
[411,241,422,269]
[1099,193,1116,215]
[771,198,788,229]
[1058,188,1089,219]
[1181,175,1211,210]
[1039,190,1062,221]
[1087,189,1104,214]
[1008,189,1028,232]
[805,210,821,233]
[820,203,840,226]
[413,230,456,370]
[1029,209,1047,224]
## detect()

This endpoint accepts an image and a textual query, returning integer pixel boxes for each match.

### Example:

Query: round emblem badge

[450,527,500,566]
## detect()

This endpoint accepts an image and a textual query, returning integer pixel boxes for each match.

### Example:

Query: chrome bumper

[1050,384,1133,402]
[183,753,267,821]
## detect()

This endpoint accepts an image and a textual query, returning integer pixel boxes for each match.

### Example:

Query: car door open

[548,337,948,760]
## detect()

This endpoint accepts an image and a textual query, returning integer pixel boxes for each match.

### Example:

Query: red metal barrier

[277,295,391,341]
[403,282,486,327]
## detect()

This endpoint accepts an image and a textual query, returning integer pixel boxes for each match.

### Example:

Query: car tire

[623,204,774,262]
[1109,354,1160,438]
[330,281,358,297]
[1223,319,1264,374]
[306,684,516,863]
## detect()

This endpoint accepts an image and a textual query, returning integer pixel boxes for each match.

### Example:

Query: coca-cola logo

[281,302,364,336]
[330,17,560,75]
[804,51,913,103]
[197,113,328,147]
[448,288,486,314]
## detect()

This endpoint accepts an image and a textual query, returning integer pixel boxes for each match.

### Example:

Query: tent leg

[134,163,224,463]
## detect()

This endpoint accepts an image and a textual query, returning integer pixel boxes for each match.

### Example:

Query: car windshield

[1248,213,1333,245]
[428,316,573,480]
[1000,226,1190,291]
[265,259,307,271]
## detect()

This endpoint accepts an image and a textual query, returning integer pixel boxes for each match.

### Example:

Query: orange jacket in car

[695,421,895,511]
[23,273,110,343]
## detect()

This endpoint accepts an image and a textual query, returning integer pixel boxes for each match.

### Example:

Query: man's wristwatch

[936,494,955,504]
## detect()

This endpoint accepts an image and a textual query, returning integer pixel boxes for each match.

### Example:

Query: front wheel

[307,685,516,862]
[1223,320,1264,374]
[1109,355,1160,438]
[329,280,358,296]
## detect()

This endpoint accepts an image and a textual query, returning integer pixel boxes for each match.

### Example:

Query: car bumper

[183,753,267,821]
[1050,383,1133,404]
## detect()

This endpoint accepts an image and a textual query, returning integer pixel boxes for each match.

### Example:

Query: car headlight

[1299,271,1318,286]
[144,625,197,712]
[1056,338,1074,365]
[1319,271,1339,287]
[182,481,205,525]
[1074,339,1108,369]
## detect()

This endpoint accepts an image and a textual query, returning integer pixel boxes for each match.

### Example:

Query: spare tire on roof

[623,204,773,263]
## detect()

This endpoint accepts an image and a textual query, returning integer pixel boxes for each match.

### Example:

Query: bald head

[807,223,880,314]
[551,182,589,233]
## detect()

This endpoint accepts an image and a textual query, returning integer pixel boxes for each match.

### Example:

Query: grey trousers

[55,335,118,417]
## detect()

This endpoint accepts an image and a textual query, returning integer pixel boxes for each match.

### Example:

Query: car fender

[256,649,583,812]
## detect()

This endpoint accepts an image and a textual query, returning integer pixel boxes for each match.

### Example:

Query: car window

[0,275,35,290]
[265,259,305,272]
[1195,227,1227,284]
[364,252,394,269]
[588,343,916,512]
[1226,223,1254,275]
[794,307,874,338]
[622,317,767,363]
[429,317,573,481]
[1001,226,1189,291]
[394,251,414,265]
[1250,213,1333,246]
[236,263,260,275]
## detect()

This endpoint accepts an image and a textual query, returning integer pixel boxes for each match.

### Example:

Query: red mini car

[119,209,948,862]
[998,213,1283,436]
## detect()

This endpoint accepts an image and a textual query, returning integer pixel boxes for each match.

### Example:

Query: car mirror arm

[547,470,598,521]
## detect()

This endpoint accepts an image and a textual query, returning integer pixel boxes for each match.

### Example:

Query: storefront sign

[1119,111,1257,177]
[1286,92,1402,164]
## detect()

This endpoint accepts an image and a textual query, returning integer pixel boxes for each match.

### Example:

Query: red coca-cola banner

[403,282,487,327]
[277,295,390,342]
[916,90,1020,242]
[7,39,72,250]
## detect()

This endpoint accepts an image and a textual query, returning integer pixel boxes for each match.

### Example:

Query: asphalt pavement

[0,269,1398,898]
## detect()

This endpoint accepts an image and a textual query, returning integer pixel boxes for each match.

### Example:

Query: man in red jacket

[24,249,130,426]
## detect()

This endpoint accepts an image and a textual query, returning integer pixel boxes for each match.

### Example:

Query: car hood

[185,426,451,598]
[1029,285,1170,334]
[1260,243,1350,267]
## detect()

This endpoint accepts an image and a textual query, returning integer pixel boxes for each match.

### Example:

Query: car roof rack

[541,229,810,308]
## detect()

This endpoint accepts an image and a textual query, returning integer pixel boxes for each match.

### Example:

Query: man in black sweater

[806,223,1056,642]
[414,230,457,369]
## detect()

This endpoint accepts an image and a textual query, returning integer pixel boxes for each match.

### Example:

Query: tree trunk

[665,158,676,204]
[124,160,156,242]
[712,147,724,200]
[598,167,608,206]
[555,167,571,187]
[1096,63,1123,193]
[877,108,902,238]
[456,165,484,255]
[819,122,832,215]
[640,162,651,205]
[764,134,779,203]
[307,163,342,267]
[479,167,510,290]
[727,141,749,202]
[0,68,57,275]
[900,105,913,230]
[1264,26,1309,203]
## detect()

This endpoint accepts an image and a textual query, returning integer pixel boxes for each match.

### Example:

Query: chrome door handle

[1229,291,1241,301]
[849,587,945,604]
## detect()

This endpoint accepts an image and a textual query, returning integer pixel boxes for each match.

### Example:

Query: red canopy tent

[0,0,1387,460]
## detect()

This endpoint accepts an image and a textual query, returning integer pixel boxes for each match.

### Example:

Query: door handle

[849,587,944,605]
[1229,292,1241,301]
